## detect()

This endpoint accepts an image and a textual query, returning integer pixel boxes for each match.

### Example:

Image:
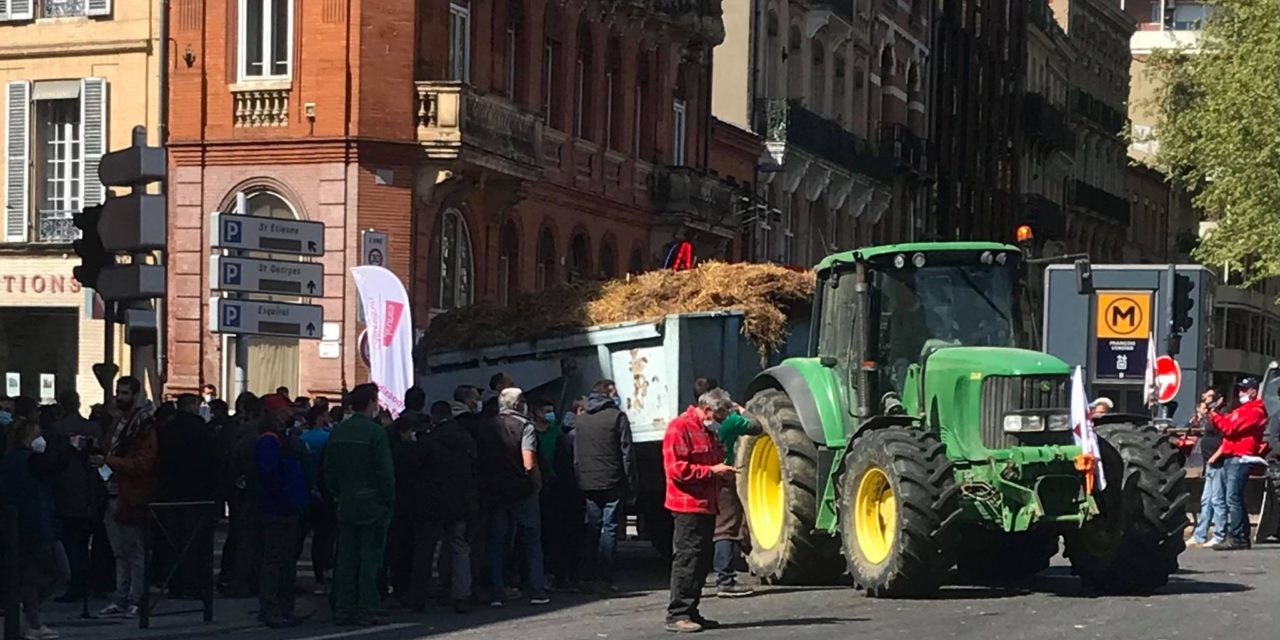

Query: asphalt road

[153,538,1272,640]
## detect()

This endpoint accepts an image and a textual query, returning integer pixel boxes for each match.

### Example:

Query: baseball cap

[1236,377,1260,391]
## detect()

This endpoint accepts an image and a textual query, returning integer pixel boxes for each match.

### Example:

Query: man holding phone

[662,388,737,633]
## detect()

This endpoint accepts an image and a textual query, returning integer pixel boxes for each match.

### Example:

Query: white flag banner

[1143,332,1157,405]
[351,265,414,418]
[1071,365,1107,492]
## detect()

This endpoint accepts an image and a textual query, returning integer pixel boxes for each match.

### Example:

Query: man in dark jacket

[155,393,220,598]
[573,379,637,591]
[409,401,479,612]
[255,411,309,627]
[324,384,395,626]
[100,376,157,618]
[386,387,429,603]
[46,390,105,603]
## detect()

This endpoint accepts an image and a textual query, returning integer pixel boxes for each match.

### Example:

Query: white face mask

[1240,393,1252,405]
[203,394,213,404]
[31,436,47,454]
[703,419,721,432]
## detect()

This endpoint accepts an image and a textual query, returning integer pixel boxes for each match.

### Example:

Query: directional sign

[1094,290,1154,380]
[211,212,325,256]
[209,298,324,339]
[1153,355,1182,404]
[210,256,325,297]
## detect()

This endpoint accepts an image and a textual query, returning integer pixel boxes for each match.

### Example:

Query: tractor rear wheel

[738,389,842,584]
[1064,423,1189,594]
[956,527,1059,583]
[837,427,961,598]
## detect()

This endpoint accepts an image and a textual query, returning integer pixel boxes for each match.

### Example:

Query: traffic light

[72,203,113,289]
[1172,273,1195,332]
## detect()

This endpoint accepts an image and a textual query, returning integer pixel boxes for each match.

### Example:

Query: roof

[815,242,1023,272]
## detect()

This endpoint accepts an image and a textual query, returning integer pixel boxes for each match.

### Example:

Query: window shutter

[81,77,108,206]
[0,0,9,22]
[87,0,112,17]
[4,80,30,242]
[9,0,30,20]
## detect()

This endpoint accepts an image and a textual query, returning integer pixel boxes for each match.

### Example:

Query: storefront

[0,254,118,406]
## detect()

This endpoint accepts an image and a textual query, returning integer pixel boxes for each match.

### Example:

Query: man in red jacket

[1211,376,1267,550]
[662,389,737,633]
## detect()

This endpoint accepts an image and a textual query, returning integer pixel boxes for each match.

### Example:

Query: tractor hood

[924,346,1072,378]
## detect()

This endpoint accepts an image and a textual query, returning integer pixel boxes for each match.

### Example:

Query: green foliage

[1147,0,1280,282]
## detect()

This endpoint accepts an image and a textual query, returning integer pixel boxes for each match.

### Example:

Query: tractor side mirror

[1074,258,1094,295]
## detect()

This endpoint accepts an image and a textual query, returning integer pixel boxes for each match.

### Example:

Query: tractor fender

[847,415,919,446]
[745,362,843,446]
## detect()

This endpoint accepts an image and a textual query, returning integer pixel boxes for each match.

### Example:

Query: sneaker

[529,595,551,606]
[665,620,704,633]
[1211,538,1247,551]
[489,600,504,608]
[124,605,139,619]
[717,583,755,598]
[503,587,523,600]
[692,617,721,630]
[24,625,59,640]
[1186,538,1207,548]
[97,603,125,617]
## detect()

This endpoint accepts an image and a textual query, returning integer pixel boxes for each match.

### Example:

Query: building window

[536,228,556,289]
[599,238,617,279]
[239,0,292,80]
[606,42,622,150]
[449,2,471,82]
[505,26,518,99]
[567,232,592,283]
[574,59,585,137]
[672,99,687,166]
[498,219,519,305]
[781,196,795,264]
[628,248,645,274]
[43,0,86,17]
[573,18,594,140]
[36,99,82,243]
[542,43,555,119]
[432,208,473,311]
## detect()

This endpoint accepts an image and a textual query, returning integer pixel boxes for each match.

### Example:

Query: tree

[1146,0,1280,281]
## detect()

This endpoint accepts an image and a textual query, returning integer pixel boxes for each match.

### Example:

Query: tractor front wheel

[837,427,961,598]
[1064,423,1189,594]
[738,389,843,584]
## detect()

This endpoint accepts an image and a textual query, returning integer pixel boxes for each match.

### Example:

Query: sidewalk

[29,594,272,640]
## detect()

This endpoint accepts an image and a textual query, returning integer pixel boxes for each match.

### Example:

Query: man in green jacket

[324,384,395,626]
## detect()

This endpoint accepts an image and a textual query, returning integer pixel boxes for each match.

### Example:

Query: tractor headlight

[1046,413,1072,431]
[1003,414,1045,432]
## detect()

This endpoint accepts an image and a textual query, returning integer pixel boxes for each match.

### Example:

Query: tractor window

[818,271,857,362]
[876,264,1015,390]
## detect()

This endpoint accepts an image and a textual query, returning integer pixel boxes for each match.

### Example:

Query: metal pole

[232,192,249,399]
[156,0,170,386]
[103,301,116,403]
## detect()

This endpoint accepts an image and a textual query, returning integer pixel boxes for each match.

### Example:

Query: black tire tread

[836,427,962,598]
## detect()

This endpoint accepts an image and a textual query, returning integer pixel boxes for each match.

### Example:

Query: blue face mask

[544,411,556,424]
[0,411,10,426]
[612,395,622,407]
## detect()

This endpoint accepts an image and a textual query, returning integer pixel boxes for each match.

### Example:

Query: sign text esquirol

[211,212,326,257]
[209,298,325,339]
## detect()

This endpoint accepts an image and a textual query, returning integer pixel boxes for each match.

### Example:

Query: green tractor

[738,242,1189,597]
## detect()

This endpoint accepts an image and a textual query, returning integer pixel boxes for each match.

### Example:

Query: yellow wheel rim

[854,467,897,565]
[747,436,785,550]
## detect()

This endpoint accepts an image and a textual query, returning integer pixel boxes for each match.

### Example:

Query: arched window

[833,53,848,125]
[574,17,595,140]
[628,247,646,275]
[634,53,652,158]
[432,208,473,311]
[811,39,826,115]
[787,25,803,98]
[879,44,894,124]
[567,231,593,283]
[536,228,556,289]
[498,218,519,305]
[542,3,563,124]
[599,237,617,279]
[765,11,781,98]
[906,62,922,130]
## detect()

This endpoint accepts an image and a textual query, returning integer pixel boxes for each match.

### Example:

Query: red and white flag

[351,265,415,418]
[1071,365,1107,492]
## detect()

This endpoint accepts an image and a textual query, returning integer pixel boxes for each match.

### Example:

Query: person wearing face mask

[530,398,583,593]
[253,411,309,628]
[573,379,637,594]
[0,410,72,640]
[1209,376,1269,551]
[662,388,737,633]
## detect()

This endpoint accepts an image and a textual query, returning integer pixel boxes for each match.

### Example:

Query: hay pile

[424,262,815,355]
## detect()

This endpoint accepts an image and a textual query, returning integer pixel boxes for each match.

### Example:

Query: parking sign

[223,303,241,328]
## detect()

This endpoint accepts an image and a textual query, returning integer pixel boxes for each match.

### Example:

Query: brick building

[164,0,732,398]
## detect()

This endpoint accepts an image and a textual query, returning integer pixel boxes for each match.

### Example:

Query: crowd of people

[0,371,761,636]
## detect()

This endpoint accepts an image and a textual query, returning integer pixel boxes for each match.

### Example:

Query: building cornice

[0,37,151,60]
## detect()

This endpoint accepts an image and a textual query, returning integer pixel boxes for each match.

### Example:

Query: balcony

[810,0,856,24]
[416,82,543,178]
[1017,193,1066,238]
[753,98,889,182]
[1069,90,1126,134]
[1022,93,1075,153]
[1069,180,1131,226]
[652,166,740,232]
[644,0,725,46]
[877,123,929,176]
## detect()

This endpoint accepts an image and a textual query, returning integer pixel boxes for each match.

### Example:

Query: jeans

[103,499,146,607]
[667,513,715,623]
[1224,457,1253,543]
[410,519,471,604]
[1192,463,1228,542]
[487,494,546,600]
[713,540,741,586]
[583,494,622,583]
[259,515,300,620]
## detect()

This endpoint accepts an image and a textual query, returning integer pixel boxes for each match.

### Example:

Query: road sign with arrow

[209,298,325,340]
[211,212,326,256]
[210,255,325,297]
